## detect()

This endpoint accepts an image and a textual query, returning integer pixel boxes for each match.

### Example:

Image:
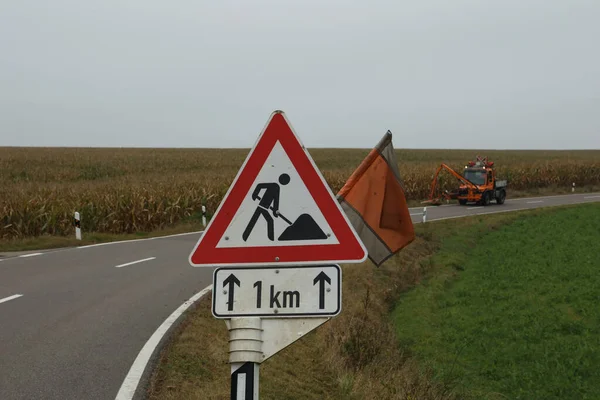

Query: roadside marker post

[188,111,367,400]
[572,182,575,193]
[422,207,427,223]
[74,212,82,240]
[201,205,207,227]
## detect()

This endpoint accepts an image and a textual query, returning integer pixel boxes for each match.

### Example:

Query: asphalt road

[0,192,598,400]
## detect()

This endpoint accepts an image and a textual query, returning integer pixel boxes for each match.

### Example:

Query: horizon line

[1,145,599,151]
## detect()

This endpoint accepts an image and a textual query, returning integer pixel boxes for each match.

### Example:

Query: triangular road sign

[189,110,367,267]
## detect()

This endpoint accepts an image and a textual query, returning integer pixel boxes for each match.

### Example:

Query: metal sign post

[216,265,341,400]
[189,111,366,400]
[228,318,262,400]
[231,362,259,400]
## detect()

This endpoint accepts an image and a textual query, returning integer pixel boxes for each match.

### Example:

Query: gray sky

[1,0,599,149]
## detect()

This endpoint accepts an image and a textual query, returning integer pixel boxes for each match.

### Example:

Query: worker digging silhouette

[242,173,291,241]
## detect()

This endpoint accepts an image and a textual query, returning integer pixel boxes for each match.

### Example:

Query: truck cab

[424,156,507,206]
[458,160,506,205]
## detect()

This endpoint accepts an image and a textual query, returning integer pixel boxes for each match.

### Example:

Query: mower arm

[426,163,479,203]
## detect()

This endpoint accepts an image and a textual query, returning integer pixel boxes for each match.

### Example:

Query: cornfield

[1,147,599,240]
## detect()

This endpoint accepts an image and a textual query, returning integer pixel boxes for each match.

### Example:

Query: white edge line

[418,198,598,223]
[584,195,600,199]
[114,284,213,400]
[418,207,531,223]
[0,294,24,304]
[114,257,156,268]
[410,193,600,211]
[527,201,544,204]
[19,252,43,258]
[410,213,424,216]
[418,214,467,223]
[475,207,531,217]
[408,204,456,211]
[506,192,600,202]
[78,231,203,249]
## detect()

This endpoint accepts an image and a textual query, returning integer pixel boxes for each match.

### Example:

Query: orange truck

[425,156,507,206]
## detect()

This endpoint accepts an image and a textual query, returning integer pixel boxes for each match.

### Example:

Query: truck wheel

[459,199,467,205]
[483,192,491,206]
[496,190,506,205]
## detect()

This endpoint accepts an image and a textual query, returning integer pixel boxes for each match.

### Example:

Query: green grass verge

[392,202,600,399]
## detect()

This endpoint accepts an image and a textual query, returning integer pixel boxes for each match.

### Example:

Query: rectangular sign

[212,265,341,318]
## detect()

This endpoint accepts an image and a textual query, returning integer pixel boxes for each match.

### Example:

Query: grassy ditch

[145,204,599,399]
[392,202,600,399]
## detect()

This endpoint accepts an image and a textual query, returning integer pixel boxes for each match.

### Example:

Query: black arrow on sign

[313,271,331,310]
[223,273,241,311]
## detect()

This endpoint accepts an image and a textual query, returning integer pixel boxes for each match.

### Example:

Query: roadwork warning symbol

[188,110,367,267]
[243,173,328,242]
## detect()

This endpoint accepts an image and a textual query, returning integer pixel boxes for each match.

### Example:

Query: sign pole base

[229,318,262,400]
[231,362,259,400]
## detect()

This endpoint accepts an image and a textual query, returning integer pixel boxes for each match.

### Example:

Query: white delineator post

[74,212,82,240]
[422,207,427,223]
[572,182,575,193]
[229,318,262,400]
[202,205,207,228]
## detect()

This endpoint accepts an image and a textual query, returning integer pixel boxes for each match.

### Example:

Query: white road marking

[527,200,544,204]
[471,198,599,219]
[419,214,467,222]
[19,253,43,258]
[467,207,481,210]
[416,207,532,222]
[114,285,213,400]
[409,193,600,211]
[506,192,600,202]
[584,195,600,199]
[410,213,423,216]
[0,294,23,304]
[78,231,202,249]
[474,207,541,217]
[408,204,455,211]
[114,257,156,268]
[418,199,597,223]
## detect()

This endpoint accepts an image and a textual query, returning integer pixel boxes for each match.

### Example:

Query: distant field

[1,147,599,239]
[392,203,600,399]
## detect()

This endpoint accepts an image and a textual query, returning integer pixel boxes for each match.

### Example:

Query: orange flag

[337,131,415,266]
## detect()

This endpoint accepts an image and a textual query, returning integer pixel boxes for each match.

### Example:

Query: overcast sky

[1,0,599,149]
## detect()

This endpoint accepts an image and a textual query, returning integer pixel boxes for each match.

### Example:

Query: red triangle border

[189,112,367,266]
